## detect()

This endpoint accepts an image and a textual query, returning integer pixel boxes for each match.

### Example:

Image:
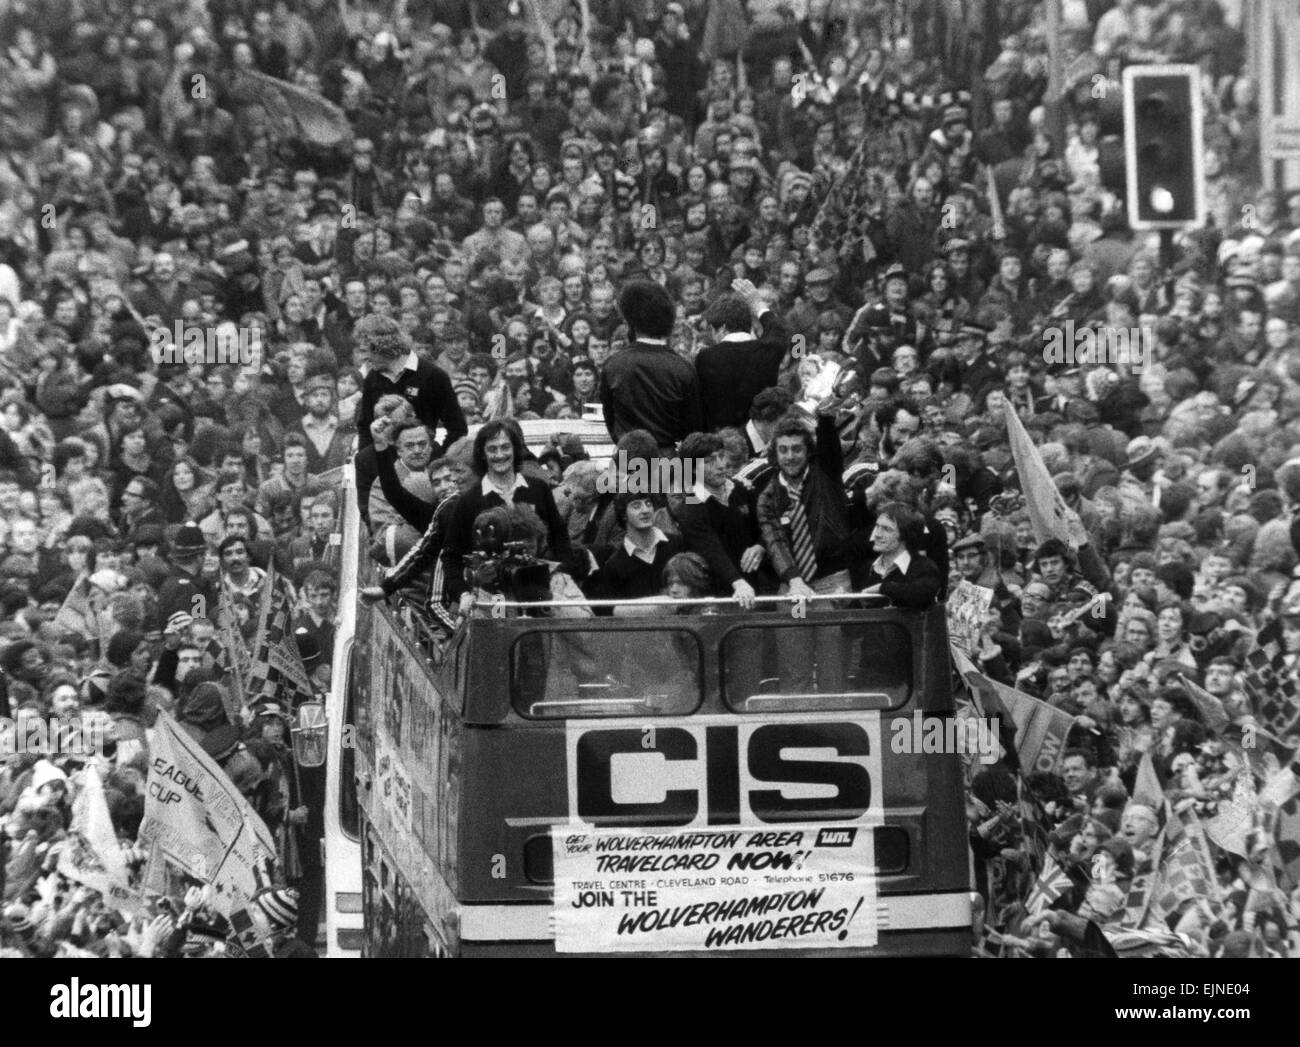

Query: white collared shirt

[481,472,530,499]
[623,527,668,565]
[777,468,808,500]
[871,548,911,579]
[692,479,733,506]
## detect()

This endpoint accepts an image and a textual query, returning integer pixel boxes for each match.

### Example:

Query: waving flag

[1242,620,1300,736]
[1176,672,1229,734]
[246,564,315,708]
[1207,768,1257,856]
[138,712,278,916]
[229,68,353,150]
[1003,401,1071,543]
[964,669,1074,775]
[1026,854,1072,916]
[1151,809,1220,922]
[58,766,141,915]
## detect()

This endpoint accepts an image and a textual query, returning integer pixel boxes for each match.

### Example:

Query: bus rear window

[721,622,912,713]
[511,630,702,718]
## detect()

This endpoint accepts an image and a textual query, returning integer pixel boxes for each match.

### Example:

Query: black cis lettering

[747,723,871,823]
[576,723,871,826]
[576,728,699,826]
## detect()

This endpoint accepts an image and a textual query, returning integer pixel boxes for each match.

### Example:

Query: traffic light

[1122,64,1205,228]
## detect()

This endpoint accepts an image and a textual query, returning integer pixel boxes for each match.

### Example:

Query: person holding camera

[441,421,573,618]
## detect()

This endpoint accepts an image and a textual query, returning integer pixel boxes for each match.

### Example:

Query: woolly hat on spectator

[1125,436,1160,468]
[32,759,68,792]
[171,522,207,557]
[3,904,35,940]
[294,627,322,670]
[255,887,299,931]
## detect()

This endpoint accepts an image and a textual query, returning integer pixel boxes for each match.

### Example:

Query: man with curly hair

[354,314,467,454]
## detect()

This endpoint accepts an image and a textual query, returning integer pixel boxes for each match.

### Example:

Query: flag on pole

[137,712,278,916]
[1151,808,1220,921]
[1206,766,1257,856]
[1002,400,1071,543]
[1026,854,1072,916]
[1131,752,1165,814]
[215,581,251,720]
[245,565,315,708]
[1121,859,1162,930]
[1241,619,1300,736]
[229,68,353,149]
[964,669,1075,775]
[1272,793,1300,890]
[1176,672,1229,734]
[58,766,141,915]
[52,575,101,639]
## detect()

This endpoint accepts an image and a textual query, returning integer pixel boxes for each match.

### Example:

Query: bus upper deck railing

[484,593,895,611]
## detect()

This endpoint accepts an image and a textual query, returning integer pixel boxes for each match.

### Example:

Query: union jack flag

[245,565,315,708]
[1026,855,1072,917]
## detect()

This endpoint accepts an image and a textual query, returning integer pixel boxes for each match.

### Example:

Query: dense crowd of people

[0,0,1298,958]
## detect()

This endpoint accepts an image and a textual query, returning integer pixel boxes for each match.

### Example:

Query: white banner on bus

[551,824,878,953]
[376,736,414,834]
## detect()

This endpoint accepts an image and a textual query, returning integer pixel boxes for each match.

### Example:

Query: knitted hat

[454,378,481,405]
[32,759,68,792]
[3,904,35,939]
[254,887,299,931]
[170,523,207,557]
[293,627,322,670]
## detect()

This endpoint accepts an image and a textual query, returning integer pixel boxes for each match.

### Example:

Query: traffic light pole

[1158,229,1176,272]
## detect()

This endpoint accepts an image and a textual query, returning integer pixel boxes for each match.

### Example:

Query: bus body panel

[324,466,363,957]
[353,598,973,956]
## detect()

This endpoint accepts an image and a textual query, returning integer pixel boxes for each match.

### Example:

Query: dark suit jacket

[694,311,791,432]
[671,486,778,596]
[861,552,941,610]
[599,341,703,448]
[440,475,572,602]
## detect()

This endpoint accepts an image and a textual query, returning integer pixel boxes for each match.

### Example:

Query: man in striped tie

[757,412,855,693]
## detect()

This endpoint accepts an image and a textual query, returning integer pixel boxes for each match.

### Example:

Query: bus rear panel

[354,599,971,957]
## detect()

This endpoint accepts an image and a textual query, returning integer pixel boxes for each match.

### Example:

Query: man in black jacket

[672,431,777,607]
[355,315,467,454]
[599,280,703,450]
[590,493,683,605]
[695,277,790,432]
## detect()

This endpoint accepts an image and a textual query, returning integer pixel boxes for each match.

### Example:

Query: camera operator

[440,420,575,617]
[463,504,591,618]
